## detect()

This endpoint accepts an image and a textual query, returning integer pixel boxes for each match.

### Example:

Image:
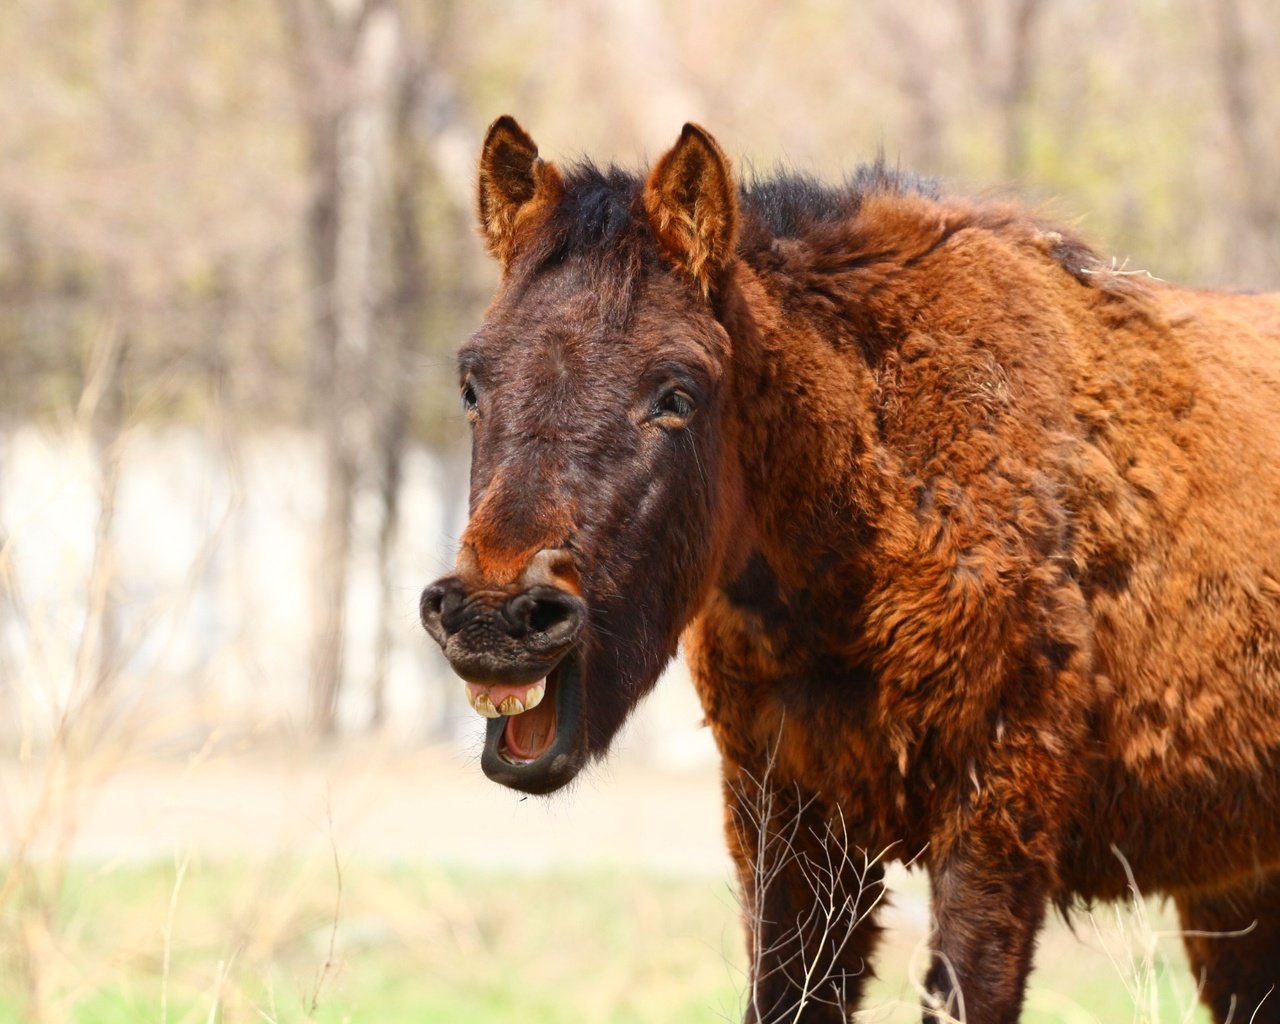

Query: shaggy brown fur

[422,116,1280,1023]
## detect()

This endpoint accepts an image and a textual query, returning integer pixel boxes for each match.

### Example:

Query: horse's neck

[718,262,884,579]
[711,267,880,640]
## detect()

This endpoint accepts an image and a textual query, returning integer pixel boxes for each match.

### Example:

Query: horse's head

[421,118,743,794]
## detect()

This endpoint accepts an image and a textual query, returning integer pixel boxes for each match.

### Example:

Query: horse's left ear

[478,115,564,267]
[643,123,739,289]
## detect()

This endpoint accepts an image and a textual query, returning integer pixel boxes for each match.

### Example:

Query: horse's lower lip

[480,646,587,795]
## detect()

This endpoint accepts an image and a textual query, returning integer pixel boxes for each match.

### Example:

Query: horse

[420,115,1280,1023]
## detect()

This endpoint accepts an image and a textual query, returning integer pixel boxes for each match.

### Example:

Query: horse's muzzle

[421,546,590,794]
[419,547,585,683]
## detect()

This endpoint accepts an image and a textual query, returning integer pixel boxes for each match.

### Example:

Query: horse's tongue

[503,698,558,762]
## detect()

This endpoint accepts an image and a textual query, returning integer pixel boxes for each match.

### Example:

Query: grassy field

[0,858,1214,1024]
[0,732,1215,1023]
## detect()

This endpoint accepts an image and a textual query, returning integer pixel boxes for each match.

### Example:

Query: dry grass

[0,836,1225,1024]
[723,746,1216,1024]
[0,719,1235,1024]
[0,855,747,1023]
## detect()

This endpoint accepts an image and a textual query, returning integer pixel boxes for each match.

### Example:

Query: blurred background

[0,0,1275,1021]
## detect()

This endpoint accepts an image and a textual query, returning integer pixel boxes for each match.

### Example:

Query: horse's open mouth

[474,647,587,794]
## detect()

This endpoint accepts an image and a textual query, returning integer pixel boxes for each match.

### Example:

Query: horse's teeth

[467,682,544,717]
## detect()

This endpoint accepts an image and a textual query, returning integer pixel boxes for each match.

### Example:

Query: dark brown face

[420,257,731,793]
[421,116,741,794]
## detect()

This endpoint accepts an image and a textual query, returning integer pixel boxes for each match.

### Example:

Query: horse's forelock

[501,163,651,330]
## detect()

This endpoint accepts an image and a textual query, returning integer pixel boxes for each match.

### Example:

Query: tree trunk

[80,322,127,705]
[76,0,138,713]
[1001,0,1046,181]
[956,0,1047,181]
[1214,0,1279,287]
[278,0,401,736]
[369,58,426,731]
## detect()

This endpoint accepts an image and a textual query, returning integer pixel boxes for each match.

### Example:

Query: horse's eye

[461,381,479,419]
[652,388,695,424]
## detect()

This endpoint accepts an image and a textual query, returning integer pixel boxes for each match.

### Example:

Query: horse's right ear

[643,123,738,290]
[477,116,564,267]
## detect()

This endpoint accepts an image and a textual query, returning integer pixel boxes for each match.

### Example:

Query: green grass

[0,860,1211,1023]
[0,861,745,1023]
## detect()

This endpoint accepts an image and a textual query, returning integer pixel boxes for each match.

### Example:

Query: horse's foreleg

[922,758,1060,1024]
[923,847,1049,1023]
[1177,870,1280,1024]
[724,769,886,1024]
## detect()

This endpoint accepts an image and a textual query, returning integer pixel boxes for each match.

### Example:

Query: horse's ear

[478,115,564,266]
[643,123,738,288]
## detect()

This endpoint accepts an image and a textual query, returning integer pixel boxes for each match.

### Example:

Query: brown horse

[420,116,1280,1023]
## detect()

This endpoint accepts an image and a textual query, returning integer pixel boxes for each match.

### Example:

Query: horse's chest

[686,614,933,849]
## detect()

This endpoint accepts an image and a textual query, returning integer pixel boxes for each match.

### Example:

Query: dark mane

[530,157,1107,303]
[537,159,944,263]
[739,162,941,239]
[545,163,645,266]
[518,164,645,325]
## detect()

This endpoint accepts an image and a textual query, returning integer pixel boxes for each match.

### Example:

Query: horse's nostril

[441,589,464,620]
[420,580,465,647]
[503,589,583,645]
[420,585,442,622]
[531,594,583,645]
[420,584,445,642]
[530,597,573,634]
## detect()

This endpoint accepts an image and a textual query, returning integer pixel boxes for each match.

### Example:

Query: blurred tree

[1213,0,1279,289]
[956,0,1049,180]
[278,0,404,735]
[78,0,139,706]
[0,0,1277,743]
[369,9,432,731]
